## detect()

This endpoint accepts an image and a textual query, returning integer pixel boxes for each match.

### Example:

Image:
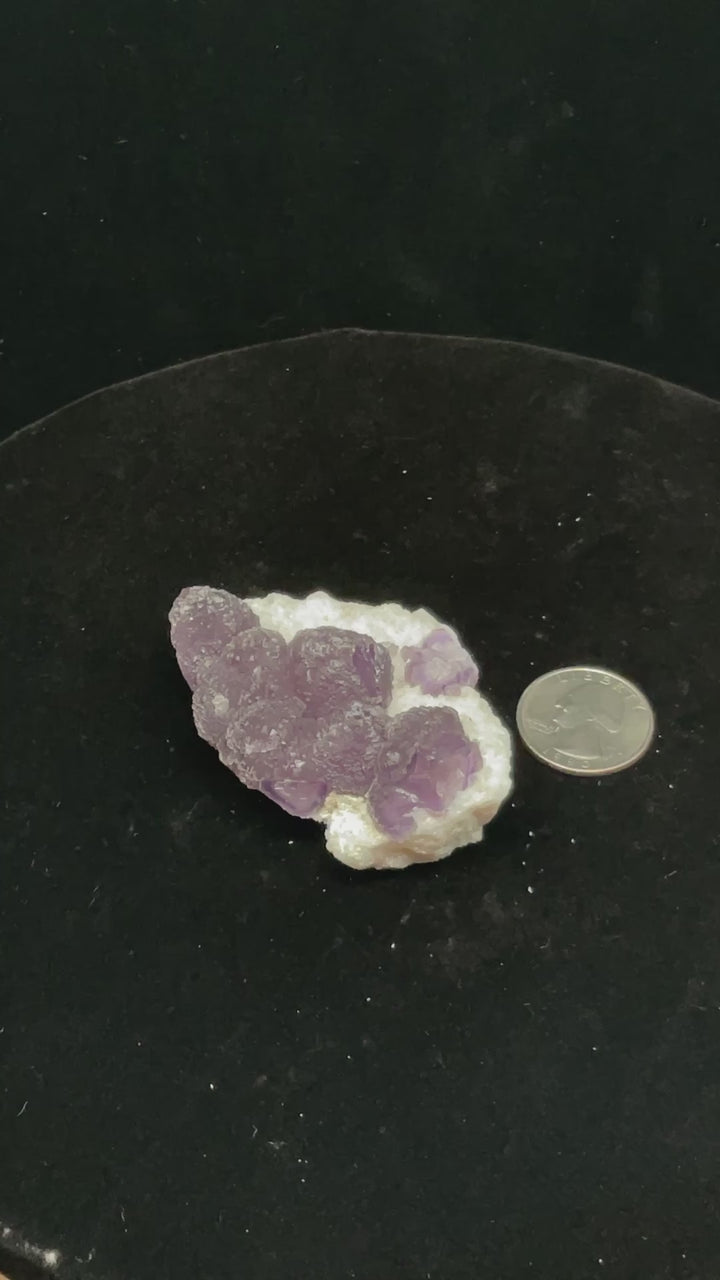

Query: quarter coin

[516,666,655,775]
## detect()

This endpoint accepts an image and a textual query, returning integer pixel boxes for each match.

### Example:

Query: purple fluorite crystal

[367,706,482,837]
[170,588,482,835]
[228,705,328,817]
[207,627,290,703]
[289,627,393,714]
[402,628,479,695]
[311,701,388,795]
[225,695,307,784]
[169,586,259,688]
[260,779,329,819]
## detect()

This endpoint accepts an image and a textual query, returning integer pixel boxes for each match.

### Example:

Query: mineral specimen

[169,587,513,870]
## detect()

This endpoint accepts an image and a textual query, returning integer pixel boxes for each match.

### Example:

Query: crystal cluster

[169,586,483,841]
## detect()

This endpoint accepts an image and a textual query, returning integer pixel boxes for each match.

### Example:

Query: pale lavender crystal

[260,779,329,819]
[225,695,308,784]
[289,627,393,714]
[228,706,326,814]
[227,699,328,817]
[402,628,479,695]
[363,784,418,840]
[190,629,291,752]
[170,586,258,688]
[368,706,481,837]
[311,702,388,795]
[170,587,483,836]
[192,683,249,749]
[204,627,291,704]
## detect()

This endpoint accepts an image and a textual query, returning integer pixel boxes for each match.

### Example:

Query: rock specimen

[170,588,513,870]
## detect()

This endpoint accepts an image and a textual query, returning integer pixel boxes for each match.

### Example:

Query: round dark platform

[2,330,719,1280]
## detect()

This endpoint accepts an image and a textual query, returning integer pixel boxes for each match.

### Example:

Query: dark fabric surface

[3,1,720,438]
[2,330,719,1279]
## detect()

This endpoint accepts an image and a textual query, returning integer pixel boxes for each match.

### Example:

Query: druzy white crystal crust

[171,588,513,871]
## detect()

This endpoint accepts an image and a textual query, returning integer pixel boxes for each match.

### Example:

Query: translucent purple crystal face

[310,701,388,795]
[207,627,291,703]
[170,587,482,835]
[169,586,259,688]
[367,706,481,837]
[225,695,307,785]
[402,628,479,695]
[288,627,393,714]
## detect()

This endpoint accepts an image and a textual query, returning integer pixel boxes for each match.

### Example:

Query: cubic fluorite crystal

[402,627,480,695]
[169,587,513,870]
[367,706,481,837]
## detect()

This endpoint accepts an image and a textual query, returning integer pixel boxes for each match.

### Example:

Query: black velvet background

[3,0,720,437]
[2,330,719,1279]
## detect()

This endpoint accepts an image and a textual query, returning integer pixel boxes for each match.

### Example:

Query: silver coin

[516,666,655,776]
